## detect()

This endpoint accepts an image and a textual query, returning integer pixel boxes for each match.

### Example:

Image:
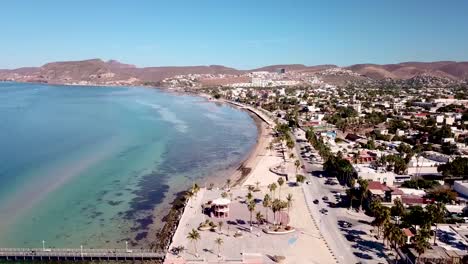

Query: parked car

[322,196,329,201]
[313,199,319,204]
[320,208,328,214]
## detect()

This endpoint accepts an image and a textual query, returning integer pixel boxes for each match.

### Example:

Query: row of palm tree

[346,178,369,211]
[185,183,201,206]
[186,228,224,258]
[268,177,286,200]
[371,199,443,258]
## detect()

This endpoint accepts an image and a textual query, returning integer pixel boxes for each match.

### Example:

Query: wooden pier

[0,247,164,261]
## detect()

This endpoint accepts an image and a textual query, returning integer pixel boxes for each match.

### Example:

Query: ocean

[0,82,257,248]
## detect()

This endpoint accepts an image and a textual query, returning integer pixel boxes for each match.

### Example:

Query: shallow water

[0,82,257,248]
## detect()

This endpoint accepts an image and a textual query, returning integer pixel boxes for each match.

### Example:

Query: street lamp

[395,216,401,225]
[42,240,45,251]
[80,245,83,257]
[125,241,128,252]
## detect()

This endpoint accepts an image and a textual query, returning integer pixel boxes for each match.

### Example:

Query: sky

[1,0,468,69]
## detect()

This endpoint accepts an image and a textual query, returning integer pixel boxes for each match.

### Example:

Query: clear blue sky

[1,0,468,69]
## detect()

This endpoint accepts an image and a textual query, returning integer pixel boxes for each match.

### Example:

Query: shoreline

[148,97,271,253]
[134,95,269,253]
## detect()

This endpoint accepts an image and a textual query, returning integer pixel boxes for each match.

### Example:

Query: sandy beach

[164,102,336,264]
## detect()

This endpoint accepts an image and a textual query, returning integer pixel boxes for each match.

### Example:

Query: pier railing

[0,247,164,261]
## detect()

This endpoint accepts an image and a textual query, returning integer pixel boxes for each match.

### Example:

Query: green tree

[437,157,468,179]
[295,174,306,185]
[390,198,406,217]
[414,228,431,256]
[425,186,457,203]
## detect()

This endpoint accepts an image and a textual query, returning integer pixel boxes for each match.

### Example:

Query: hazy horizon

[1,0,468,69]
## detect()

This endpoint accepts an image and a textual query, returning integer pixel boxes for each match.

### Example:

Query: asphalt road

[293,129,359,264]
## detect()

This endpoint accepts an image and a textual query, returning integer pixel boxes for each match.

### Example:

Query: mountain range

[1,59,467,86]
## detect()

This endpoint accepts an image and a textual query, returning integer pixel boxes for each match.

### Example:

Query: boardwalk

[223,100,274,126]
[0,247,164,261]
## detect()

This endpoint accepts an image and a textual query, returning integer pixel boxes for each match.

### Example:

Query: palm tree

[226,179,231,189]
[186,190,194,207]
[214,237,223,258]
[295,174,305,185]
[426,202,446,245]
[286,193,293,217]
[268,183,277,199]
[263,194,271,224]
[389,225,405,261]
[289,153,295,160]
[221,192,228,198]
[256,211,264,226]
[246,192,253,202]
[294,160,301,173]
[186,229,201,257]
[192,183,200,198]
[414,228,431,257]
[372,204,390,238]
[346,188,357,210]
[247,200,256,227]
[277,177,285,200]
[271,199,281,226]
[383,223,392,248]
[357,178,369,211]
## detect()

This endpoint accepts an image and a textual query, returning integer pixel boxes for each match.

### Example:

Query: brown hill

[1,59,468,86]
[346,61,468,80]
[250,64,337,73]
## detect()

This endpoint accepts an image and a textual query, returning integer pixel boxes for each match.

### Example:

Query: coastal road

[293,129,358,264]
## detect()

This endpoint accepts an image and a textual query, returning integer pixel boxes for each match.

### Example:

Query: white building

[354,164,396,186]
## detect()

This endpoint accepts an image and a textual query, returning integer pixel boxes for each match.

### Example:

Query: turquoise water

[0,82,257,248]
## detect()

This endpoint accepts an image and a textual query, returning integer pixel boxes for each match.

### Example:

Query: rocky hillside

[346,61,468,80]
[1,59,467,87]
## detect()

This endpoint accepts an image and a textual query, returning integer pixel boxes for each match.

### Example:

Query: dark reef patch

[108,200,123,206]
[135,232,148,241]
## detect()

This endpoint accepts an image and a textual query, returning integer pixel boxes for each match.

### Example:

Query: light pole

[80,245,83,257]
[125,241,128,252]
[42,240,45,251]
[395,216,401,225]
